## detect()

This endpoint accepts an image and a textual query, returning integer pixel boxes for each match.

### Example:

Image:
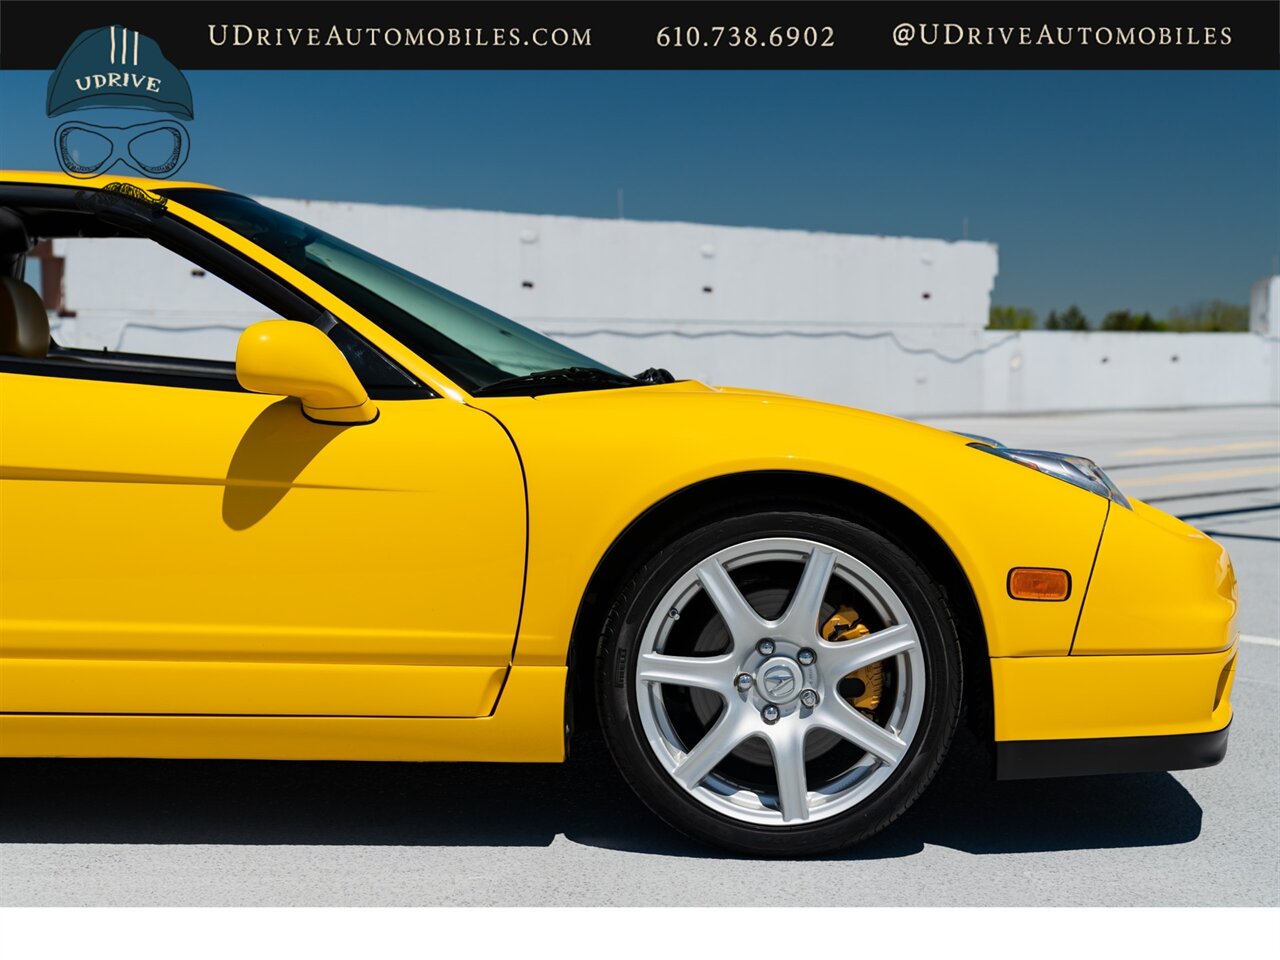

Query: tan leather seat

[0,276,50,358]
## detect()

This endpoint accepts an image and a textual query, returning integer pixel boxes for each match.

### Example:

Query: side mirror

[235,320,378,425]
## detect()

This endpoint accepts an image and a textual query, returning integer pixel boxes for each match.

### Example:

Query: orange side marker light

[1007,567,1071,601]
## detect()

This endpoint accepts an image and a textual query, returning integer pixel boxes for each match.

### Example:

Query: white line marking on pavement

[1118,440,1280,457]
[1240,635,1280,647]
[1121,465,1280,488]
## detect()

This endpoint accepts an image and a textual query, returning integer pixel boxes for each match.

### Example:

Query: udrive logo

[47,25,195,179]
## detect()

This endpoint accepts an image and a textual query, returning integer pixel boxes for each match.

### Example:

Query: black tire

[595,510,963,857]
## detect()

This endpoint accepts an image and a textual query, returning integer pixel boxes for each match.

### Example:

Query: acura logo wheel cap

[757,658,803,704]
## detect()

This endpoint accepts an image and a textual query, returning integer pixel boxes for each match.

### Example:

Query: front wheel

[596,511,963,856]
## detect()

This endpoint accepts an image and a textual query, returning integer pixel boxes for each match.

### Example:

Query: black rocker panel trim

[996,722,1230,780]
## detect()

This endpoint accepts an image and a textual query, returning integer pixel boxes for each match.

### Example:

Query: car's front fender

[475,382,1109,666]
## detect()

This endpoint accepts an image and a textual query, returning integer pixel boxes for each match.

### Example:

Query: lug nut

[761,705,781,724]
[799,689,820,709]
[735,673,754,691]
[797,648,816,666]
[757,639,776,656]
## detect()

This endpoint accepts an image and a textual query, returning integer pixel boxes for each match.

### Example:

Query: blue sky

[2,69,1276,322]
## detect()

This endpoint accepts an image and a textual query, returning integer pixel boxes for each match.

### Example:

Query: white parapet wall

[261,198,998,334]
[1251,275,1279,334]
[44,196,1278,416]
[548,325,1280,416]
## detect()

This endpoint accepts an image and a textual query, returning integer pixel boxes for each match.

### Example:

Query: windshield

[161,189,622,392]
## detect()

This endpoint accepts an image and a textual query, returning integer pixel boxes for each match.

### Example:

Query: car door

[0,199,526,719]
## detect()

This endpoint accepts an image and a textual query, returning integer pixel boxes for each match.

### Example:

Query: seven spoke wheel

[598,511,961,856]
[634,538,925,824]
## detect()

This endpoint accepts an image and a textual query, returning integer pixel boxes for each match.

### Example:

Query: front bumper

[990,492,1238,780]
[991,634,1238,779]
[997,721,1231,780]
[992,639,1238,741]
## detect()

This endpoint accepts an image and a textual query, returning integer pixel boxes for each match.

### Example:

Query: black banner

[1,1,1276,70]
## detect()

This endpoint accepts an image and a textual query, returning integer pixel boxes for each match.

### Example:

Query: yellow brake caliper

[820,606,883,714]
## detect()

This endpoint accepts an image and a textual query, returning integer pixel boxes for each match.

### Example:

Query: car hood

[491,378,971,454]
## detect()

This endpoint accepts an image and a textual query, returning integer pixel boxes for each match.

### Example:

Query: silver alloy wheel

[633,537,927,826]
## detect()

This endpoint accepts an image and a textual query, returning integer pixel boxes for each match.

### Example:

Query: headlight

[967,442,1131,510]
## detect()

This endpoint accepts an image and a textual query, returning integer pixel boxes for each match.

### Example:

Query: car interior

[0,204,257,383]
[0,199,422,394]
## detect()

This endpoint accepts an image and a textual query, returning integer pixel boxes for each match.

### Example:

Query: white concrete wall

[1251,275,1279,334]
[549,326,1279,416]
[43,197,1278,416]
[263,198,998,332]
[980,330,1280,413]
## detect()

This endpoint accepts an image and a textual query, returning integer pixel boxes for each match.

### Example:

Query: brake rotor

[821,606,884,713]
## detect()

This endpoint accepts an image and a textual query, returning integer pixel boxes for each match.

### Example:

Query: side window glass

[317,312,419,389]
[20,230,420,392]
[33,235,269,363]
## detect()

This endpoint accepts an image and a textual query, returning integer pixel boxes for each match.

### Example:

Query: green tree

[987,305,1036,330]
[1058,305,1089,330]
[1165,300,1248,332]
[1102,310,1168,332]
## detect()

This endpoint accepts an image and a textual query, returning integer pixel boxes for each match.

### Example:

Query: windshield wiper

[634,367,675,385]
[473,366,639,397]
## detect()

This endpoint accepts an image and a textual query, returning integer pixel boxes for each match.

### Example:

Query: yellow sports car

[0,172,1237,856]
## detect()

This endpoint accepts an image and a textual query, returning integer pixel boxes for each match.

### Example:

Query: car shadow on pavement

[0,726,1202,860]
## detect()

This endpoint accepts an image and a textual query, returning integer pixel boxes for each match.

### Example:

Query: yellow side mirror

[235,320,378,425]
